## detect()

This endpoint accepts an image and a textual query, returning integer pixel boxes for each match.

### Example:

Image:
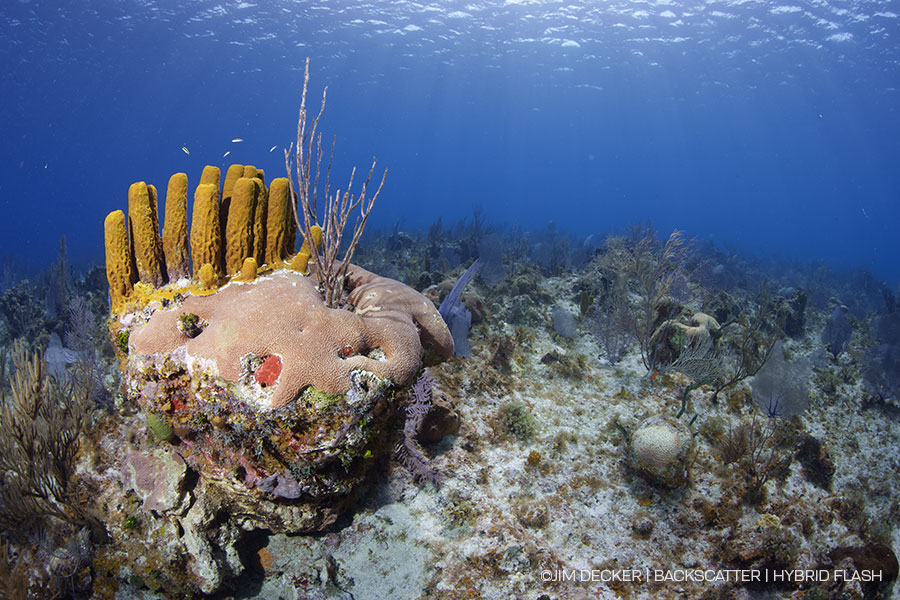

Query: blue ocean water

[1,0,898,284]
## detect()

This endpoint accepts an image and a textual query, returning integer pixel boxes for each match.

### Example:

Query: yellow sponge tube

[190,183,222,279]
[162,172,190,281]
[104,210,133,313]
[128,182,166,287]
[224,177,258,275]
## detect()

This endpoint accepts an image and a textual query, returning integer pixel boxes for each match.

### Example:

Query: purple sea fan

[395,371,441,485]
[821,305,852,359]
[439,259,480,357]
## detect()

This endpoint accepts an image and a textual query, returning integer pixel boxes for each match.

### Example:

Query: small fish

[182,146,190,155]
[232,138,244,143]
[269,145,277,152]
[223,150,231,158]
[862,207,870,219]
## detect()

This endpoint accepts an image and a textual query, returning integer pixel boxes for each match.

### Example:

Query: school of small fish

[180,139,279,158]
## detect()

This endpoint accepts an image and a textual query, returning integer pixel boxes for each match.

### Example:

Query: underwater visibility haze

[1,0,899,280]
[3,1,900,600]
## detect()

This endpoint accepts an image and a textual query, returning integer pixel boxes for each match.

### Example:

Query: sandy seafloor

[81,267,900,600]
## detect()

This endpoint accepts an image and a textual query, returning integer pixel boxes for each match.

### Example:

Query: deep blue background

[1,0,898,283]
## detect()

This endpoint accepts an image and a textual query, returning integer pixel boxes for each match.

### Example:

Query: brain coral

[131,263,453,409]
[629,415,694,487]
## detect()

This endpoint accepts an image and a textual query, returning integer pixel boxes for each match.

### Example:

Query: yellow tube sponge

[238,257,258,282]
[300,224,323,255]
[289,250,310,273]
[220,164,243,248]
[199,165,221,197]
[198,262,217,291]
[265,177,295,265]
[251,177,268,265]
[162,172,190,281]
[190,183,222,279]
[128,181,166,287]
[222,164,243,206]
[104,210,133,313]
[224,177,258,275]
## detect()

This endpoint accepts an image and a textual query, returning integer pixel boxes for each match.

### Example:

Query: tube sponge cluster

[104,164,298,313]
[103,162,455,404]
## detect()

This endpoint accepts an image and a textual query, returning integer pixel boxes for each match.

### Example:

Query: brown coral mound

[131,264,453,409]
[107,164,454,409]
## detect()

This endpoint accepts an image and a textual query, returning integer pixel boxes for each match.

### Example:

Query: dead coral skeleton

[285,57,387,308]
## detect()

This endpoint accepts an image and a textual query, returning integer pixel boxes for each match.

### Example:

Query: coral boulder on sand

[629,415,694,487]
[105,164,454,536]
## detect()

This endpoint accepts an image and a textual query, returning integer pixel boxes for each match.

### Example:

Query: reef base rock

[126,349,394,533]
